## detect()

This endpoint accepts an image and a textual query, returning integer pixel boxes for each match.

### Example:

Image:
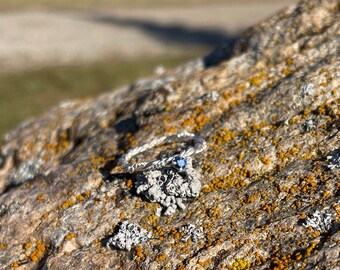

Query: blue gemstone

[175,157,187,170]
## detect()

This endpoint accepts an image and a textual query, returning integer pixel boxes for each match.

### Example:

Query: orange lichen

[29,241,46,262]
[247,195,256,203]
[76,194,85,201]
[261,156,271,165]
[134,246,146,262]
[305,242,318,256]
[238,152,245,161]
[282,68,292,76]
[155,253,168,263]
[37,243,46,252]
[84,190,91,198]
[202,162,215,174]
[212,128,235,145]
[286,58,294,66]
[198,258,212,268]
[37,194,45,201]
[23,242,32,250]
[65,233,76,240]
[208,205,222,219]
[10,262,20,267]
[126,179,133,188]
[231,258,251,270]
[295,252,302,261]
[249,76,262,86]
[312,230,320,238]
[40,213,49,220]
[59,199,76,210]
[169,228,181,241]
[90,156,106,169]
[146,214,159,226]
[181,107,211,132]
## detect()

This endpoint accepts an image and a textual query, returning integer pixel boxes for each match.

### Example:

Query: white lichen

[9,158,43,185]
[302,209,333,232]
[106,221,152,251]
[201,91,220,102]
[179,224,204,242]
[303,119,317,132]
[326,149,340,170]
[135,157,201,215]
[300,83,315,98]
[155,207,163,217]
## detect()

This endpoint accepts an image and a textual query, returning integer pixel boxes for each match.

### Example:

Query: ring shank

[120,132,206,173]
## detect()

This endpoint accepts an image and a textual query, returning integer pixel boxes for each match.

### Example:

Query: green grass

[0,54,196,141]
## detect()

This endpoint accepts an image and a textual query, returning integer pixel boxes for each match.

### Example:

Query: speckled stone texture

[0,0,339,269]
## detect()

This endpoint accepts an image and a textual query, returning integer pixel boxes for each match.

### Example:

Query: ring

[119,132,207,215]
[120,132,207,173]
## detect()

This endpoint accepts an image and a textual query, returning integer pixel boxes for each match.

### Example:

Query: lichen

[106,221,152,251]
[135,158,202,215]
[302,209,333,232]
[179,224,204,242]
[326,149,340,170]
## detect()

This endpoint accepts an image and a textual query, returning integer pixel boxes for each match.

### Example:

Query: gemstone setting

[174,156,187,170]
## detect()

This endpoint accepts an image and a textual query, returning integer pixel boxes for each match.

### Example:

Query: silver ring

[120,132,207,173]
[119,132,207,215]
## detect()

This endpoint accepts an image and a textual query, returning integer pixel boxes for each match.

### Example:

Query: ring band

[120,132,207,173]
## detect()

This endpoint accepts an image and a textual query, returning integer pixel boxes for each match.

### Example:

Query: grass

[0,54,197,142]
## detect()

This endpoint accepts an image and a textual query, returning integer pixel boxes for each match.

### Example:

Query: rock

[0,0,339,269]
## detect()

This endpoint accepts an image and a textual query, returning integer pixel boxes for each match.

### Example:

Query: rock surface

[0,0,339,269]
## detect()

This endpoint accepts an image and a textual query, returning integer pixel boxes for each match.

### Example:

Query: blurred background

[0,0,297,141]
